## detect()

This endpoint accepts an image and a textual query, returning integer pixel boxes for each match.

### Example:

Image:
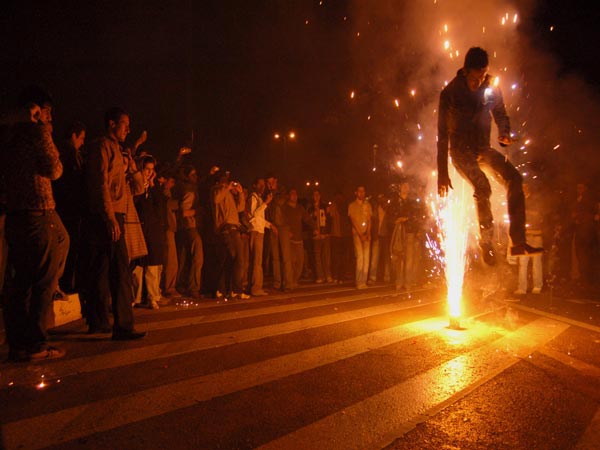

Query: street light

[273,130,297,171]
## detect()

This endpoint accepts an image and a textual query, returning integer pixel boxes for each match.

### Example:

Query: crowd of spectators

[2,86,600,362]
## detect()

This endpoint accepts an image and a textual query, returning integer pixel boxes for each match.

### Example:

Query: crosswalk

[1,285,599,450]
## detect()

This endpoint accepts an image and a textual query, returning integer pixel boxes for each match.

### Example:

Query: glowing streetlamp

[273,130,297,171]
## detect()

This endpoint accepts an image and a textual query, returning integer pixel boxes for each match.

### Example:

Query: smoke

[348,0,600,194]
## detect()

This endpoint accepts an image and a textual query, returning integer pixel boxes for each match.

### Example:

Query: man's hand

[133,131,147,155]
[265,192,273,204]
[438,175,453,197]
[108,217,121,242]
[230,181,243,193]
[498,135,512,147]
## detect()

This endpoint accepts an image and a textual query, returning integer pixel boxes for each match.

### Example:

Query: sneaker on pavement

[150,301,160,310]
[479,242,497,266]
[163,290,184,299]
[29,346,66,361]
[531,287,542,294]
[112,330,147,341]
[234,292,251,300]
[157,297,172,306]
[251,290,268,296]
[513,289,526,295]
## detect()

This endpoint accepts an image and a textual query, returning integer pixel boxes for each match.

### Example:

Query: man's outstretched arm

[437,90,453,196]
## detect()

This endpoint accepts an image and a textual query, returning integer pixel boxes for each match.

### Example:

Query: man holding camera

[212,171,249,299]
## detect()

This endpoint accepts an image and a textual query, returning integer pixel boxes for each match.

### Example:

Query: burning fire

[431,167,472,325]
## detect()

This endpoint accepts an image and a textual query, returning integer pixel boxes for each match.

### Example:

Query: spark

[550,25,554,31]
[36,375,46,390]
[305,20,309,25]
[493,76,500,87]
[410,89,416,97]
[443,24,448,33]
[350,91,355,99]
[513,13,518,24]
[482,26,486,34]
[371,167,376,172]
[511,83,518,90]
[394,98,400,107]
[553,144,560,150]
[444,40,450,50]
[524,139,531,145]
[397,160,403,168]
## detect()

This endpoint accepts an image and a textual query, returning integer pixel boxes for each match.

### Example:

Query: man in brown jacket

[84,107,145,339]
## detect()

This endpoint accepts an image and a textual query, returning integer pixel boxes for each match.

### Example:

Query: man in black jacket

[437,47,542,265]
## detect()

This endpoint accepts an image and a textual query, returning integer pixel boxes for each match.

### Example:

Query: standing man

[388,181,420,290]
[54,121,86,294]
[248,178,276,296]
[85,107,145,339]
[348,185,372,289]
[437,47,542,265]
[212,171,249,299]
[2,87,69,361]
[265,173,293,291]
[514,183,543,294]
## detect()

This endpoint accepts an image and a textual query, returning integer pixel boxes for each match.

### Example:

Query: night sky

[1,0,599,193]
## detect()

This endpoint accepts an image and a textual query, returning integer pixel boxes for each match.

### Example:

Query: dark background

[1,0,599,193]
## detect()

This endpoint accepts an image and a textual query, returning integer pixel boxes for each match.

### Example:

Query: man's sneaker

[479,242,497,266]
[531,287,542,294]
[163,290,184,299]
[157,297,172,306]
[511,243,543,256]
[251,290,268,296]
[112,330,147,341]
[29,346,66,361]
[150,301,160,310]
[513,289,526,295]
[234,292,251,300]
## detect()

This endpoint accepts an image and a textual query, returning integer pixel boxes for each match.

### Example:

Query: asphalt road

[1,283,599,450]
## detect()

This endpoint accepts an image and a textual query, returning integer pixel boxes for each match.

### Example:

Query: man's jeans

[451,147,526,246]
[4,210,69,353]
[518,234,543,291]
[352,234,371,287]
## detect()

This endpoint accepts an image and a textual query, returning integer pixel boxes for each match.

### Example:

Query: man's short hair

[65,121,86,139]
[464,47,489,70]
[104,107,128,130]
[139,155,156,168]
[18,85,53,108]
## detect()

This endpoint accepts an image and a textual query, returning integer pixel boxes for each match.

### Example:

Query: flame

[431,169,471,322]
